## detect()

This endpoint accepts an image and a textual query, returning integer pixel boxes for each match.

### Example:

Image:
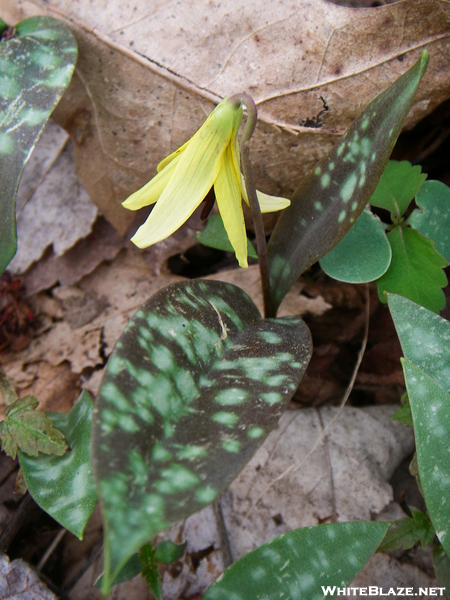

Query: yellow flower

[122,97,290,268]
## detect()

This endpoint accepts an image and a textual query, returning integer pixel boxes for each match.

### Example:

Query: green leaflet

[18,390,97,539]
[409,180,450,263]
[0,395,67,459]
[92,280,312,593]
[319,209,391,283]
[375,226,447,313]
[267,51,429,314]
[369,160,426,219]
[196,214,258,259]
[378,508,434,551]
[402,361,450,558]
[0,16,77,274]
[139,543,162,600]
[203,522,390,600]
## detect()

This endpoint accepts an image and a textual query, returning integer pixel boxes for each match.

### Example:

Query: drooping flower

[122,97,290,267]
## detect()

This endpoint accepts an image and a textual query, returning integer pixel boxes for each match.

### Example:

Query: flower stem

[228,94,274,319]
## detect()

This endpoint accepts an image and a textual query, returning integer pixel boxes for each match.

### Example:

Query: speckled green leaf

[402,361,450,558]
[267,51,429,314]
[388,294,450,393]
[319,209,391,283]
[376,227,447,312]
[409,181,450,263]
[92,280,312,593]
[369,160,426,219]
[18,390,97,540]
[0,16,77,274]
[203,521,390,600]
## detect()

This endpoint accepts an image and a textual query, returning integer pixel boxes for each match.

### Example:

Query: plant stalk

[228,94,274,318]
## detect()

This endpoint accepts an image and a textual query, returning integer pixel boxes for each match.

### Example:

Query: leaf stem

[228,94,274,318]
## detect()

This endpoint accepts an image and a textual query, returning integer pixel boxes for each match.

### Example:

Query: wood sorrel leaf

[368,160,427,219]
[409,180,450,263]
[18,390,97,540]
[92,280,312,593]
[319,209,391,283]
[0,395,67,460]
[203,521,390,600]
[376,226,447,313]
[402,361,450,558]
[267,51,429,314]
[0,16,77,274]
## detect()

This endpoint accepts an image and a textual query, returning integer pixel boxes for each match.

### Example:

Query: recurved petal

[131,115,233,248]
[122,157,179,210]
[256,190,291,213]
[214,145,248,268]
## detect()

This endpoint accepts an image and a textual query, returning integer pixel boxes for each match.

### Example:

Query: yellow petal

[256,190,291,213]
[122,157,179,210]
[157,138,190,172]
[214,145,248,268]
[131,107,234,248]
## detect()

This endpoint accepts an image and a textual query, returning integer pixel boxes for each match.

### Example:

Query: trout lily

[122,97,290,268]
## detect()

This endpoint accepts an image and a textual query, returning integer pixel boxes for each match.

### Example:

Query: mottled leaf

[196,214,258,259]
[139,543,162,600]
[378,508,434,551]
[92,279,312,592]
[203,521,390,600]
[0,395,67,460]
[0,16,77,274]
[369,160,426,219]
[409,180,450,262]
[388,294,450,392]
[267,51,429,314]
[18,390,96,539]
[376,226,447,312]
[319,209,391,283]
[402,361,450,558]
[433,542,450,593]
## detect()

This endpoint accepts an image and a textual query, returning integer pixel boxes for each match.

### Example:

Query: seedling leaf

[18,390,97,539]
[376,226,447,313]
[378,508,434,551]
[320,208,391,283]
[267,52,429,313]
[0,16,77,274]
[139,543,162,600]
[196,214,258,259]
[391,402,413,428]
[92,280,312,592]
[369,160,426,219]
[409,180,450,263]
[0,395,67,459]
[203,521,390,600]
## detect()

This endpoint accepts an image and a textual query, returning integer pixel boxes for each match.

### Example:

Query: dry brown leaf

[0,554,57,600]
[4,0,450,233]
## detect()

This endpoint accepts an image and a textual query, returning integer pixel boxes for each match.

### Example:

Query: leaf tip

[418,50,430,78]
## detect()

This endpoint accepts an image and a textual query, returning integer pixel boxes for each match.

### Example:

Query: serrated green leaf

[320,209,391,283]
[139,543,162,600]
[0,395,67,459]
[203,521,390,600]
[409,180,450,263]
[376,226,447,312]
[402,361,450,558]
[18,390,97,539]
[196,214,258,259]
[388,294,450,392]
[433,542,450,595]
[154,540,186,563]
[369,160,426,219]
[267,51,429,314]
[92,280,312,593]
[0,16,77,274]
[391,402,413,427]
[378,508,434,551]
